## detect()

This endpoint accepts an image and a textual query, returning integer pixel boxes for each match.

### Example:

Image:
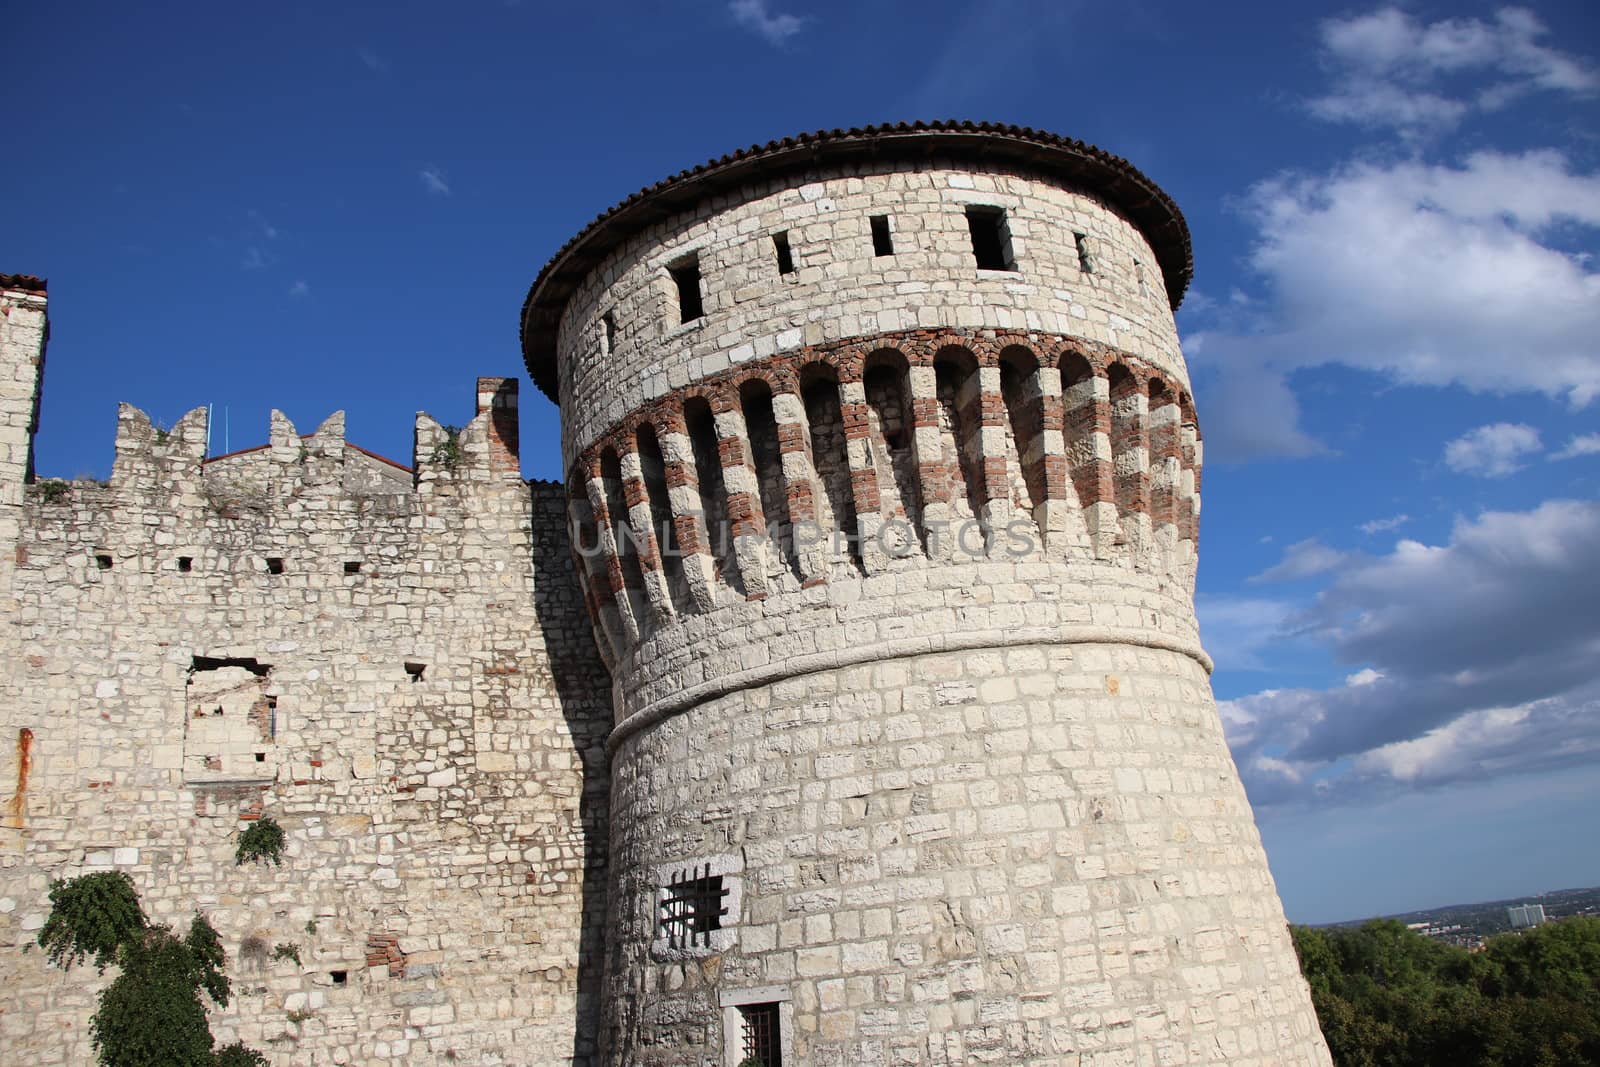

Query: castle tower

[523,123,1330,1066]
[0,274,47,508]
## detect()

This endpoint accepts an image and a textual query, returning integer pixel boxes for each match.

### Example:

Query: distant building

[1508,903,1548,929]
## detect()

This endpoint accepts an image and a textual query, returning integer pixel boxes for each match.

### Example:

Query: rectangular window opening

[254,752,266,762]
[330,970,348,986]
[404,662,426,683]
[870,215,894,257]
[1074,232,1094,274]
[965,207,1013,271]
[343,561,361,575]
[266,557,284,575]
[95,554,113,571]
[660,865,727,948]
[772,232,794,276]
[178,556,193,573]
[669,256,704,323]
[738,1002,782,1067]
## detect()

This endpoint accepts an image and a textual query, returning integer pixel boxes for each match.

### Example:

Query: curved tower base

[603,642,1324,1066]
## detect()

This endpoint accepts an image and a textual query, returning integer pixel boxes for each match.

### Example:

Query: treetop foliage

[1293,916,1600,1066]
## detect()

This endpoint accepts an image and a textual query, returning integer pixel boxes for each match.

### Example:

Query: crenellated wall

[0,285,611,1067]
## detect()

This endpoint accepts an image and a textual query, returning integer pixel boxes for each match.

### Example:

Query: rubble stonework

[0,122,1331,1067]
[0,281,610,1065]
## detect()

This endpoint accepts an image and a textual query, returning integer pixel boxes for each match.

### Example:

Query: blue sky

[5,1,1597,924]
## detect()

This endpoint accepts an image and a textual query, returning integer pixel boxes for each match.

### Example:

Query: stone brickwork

[522,123,1332,1065]
[0,279,610,1066]
[0,122,1331,1067]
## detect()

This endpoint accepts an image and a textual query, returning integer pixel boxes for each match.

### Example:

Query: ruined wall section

[0,378,611,1066]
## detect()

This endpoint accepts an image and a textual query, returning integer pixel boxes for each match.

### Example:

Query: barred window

[659,865,728,948]
[737,1002,782,1066]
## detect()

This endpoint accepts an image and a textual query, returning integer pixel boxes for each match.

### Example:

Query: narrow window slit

[870,215,894,257]
[669,255,704,323]
[772,232,794,275]
[1075,232,1094,273]
[178,556,193,573]
[602,312,617,355]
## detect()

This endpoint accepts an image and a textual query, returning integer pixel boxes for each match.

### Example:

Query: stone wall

[603,642,1325,1066]
[554,165,1187,469]
[0,311,611,1066]
[529,133,1332,1066]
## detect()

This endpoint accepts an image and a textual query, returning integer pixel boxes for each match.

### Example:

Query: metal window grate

[738,1002,781,1066]
[660,865,726,948]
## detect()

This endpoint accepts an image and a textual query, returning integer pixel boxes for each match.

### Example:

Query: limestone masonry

[1,122,1331,1065]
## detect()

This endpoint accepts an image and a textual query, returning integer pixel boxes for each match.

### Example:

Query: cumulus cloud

[1248,538,1349,583]
[1552,433,1600,460]
[1186,150,1600,457]
[419,167,450,196]
[1221,500,1600,807]
[1359,513,1410,534]
[1309,6,1598,137]
[729,0,805,46]
[1443,422,1543,477]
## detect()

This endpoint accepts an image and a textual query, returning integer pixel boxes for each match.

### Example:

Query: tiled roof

[519,121,1194,401]
[0,273,47,294]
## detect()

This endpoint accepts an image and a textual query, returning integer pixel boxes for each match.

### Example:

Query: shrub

[234,816,285,866]
[39,874,266,1067]
[37,871,146,972]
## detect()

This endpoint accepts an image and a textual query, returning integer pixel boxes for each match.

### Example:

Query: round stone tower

[523,122,1330,1067]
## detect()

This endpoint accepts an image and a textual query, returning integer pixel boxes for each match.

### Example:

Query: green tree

[1292,917,1600,1067]
[38,873,267,1067]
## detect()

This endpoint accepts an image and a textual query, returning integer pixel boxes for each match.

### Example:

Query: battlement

[0,299,611,1065]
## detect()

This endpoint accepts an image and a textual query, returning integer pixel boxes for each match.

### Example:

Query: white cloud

[1552,433,1600,460]
[1359,513,1410,534]
[1186,150,1600,456]
[358,47,386,72]
[1248,538,1349,583]
[1443,422,1542,477]
[1196,595,1297,671]
[729,0,805,46]
[1221,499,1600,807]
[1309,6,1599,137]
[241,246,273,270]
[419,168,451,196]
[288,280,309,298]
